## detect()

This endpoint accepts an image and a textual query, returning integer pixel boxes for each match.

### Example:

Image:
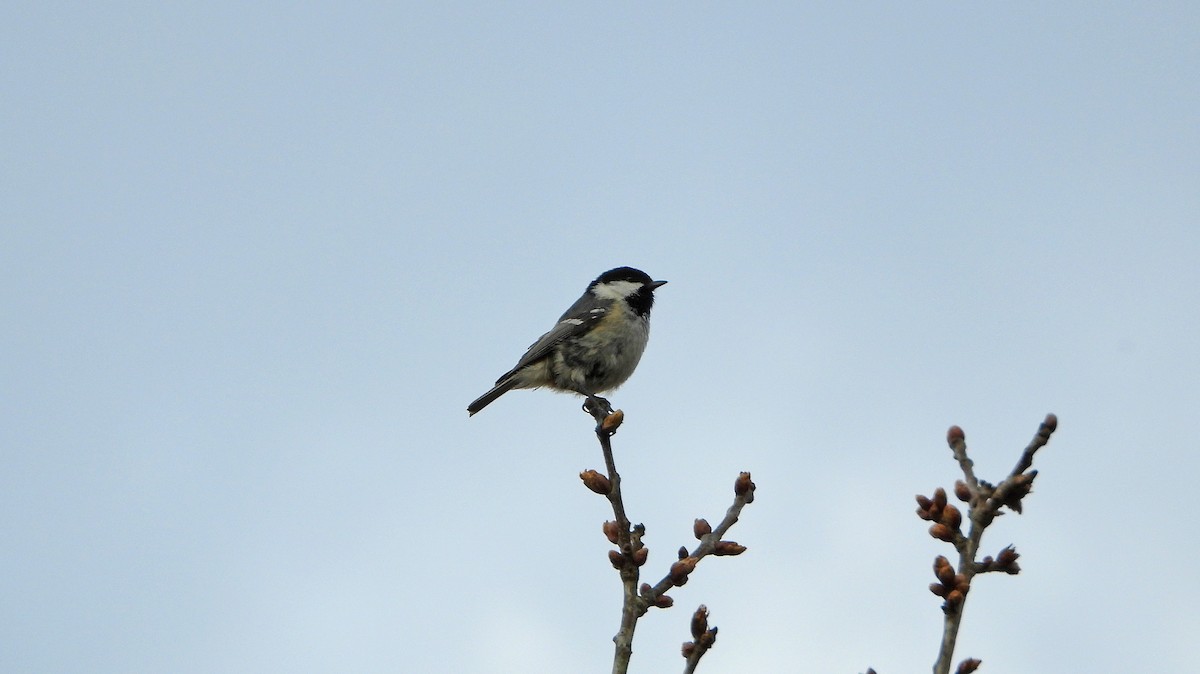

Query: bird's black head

[590,267,667,316]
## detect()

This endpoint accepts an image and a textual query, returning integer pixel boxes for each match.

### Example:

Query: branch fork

[577,403,756,674]
[918,414,1058,674]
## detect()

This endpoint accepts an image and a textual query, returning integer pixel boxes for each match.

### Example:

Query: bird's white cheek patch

[591,280,642,301]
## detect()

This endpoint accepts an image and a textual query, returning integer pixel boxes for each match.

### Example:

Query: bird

[468,266,667,416]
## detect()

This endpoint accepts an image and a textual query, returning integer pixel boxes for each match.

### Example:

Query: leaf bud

[940,503,962,529]
[954,480,971,502]
[601,410,624,433]
[933,487,948,509]
[580,469,611,495]
[956,657,982,674]
[954,574,970,594]
[690,605,709,639]
[929,523,955,542]
[670,557,699,585]
[734,471,755,500]
[947,425,965,444]
[934,556,955,585]
[997,545,1019,566]
[714,541,747,556]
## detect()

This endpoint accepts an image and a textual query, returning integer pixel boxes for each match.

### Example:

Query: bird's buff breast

[550,309,650,394]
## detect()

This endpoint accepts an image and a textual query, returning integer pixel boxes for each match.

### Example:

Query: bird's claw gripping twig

[582,395,615,423]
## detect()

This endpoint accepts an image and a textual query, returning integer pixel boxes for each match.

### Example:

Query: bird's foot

[582,395,615,423]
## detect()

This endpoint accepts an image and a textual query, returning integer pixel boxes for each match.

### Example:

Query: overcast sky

[3,3,1198,673]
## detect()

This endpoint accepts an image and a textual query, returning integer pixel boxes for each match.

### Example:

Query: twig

[641,475,754,605]
[594,409,640,674]
[681,605,718,673]
[920,414,1057,674]
[579,400,756,674]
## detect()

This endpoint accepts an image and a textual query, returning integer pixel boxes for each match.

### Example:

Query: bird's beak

[649,280,668,290]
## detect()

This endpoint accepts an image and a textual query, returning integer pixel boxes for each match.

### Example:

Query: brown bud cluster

[1001,470,1037,513]
[980,544,1021,575]
[956,657,982,674]
[713,541,747,556]
[917,488,964,543]
[997,544,1019,567]
[580,469,611,495]
[632,547,649,567]
[930,555,970,613]
[693,518,712,539]
[734,471,756,502]
[653,593,674,608]
[669,556,699,586]
[681,605,718,661]
[678,546,689,560]
[608,550,624,569]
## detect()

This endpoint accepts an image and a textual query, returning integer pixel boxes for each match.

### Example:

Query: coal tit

[468,267,667,416]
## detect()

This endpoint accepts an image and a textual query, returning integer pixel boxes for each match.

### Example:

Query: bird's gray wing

[495,296,609,383]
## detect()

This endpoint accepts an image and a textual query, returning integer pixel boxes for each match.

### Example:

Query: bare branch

[581,404,639,674]
[641,473,755,605]
[926,414,1058,674]
[1011,413,1057,476]
[577,399,756,674]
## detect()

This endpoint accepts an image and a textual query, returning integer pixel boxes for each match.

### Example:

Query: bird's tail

[467,378,519,416]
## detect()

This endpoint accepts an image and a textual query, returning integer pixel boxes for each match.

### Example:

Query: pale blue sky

[3,3,1198,673]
